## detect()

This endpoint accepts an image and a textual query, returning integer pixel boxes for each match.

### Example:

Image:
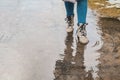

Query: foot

[65,15,74,33]
[76,23,89,44]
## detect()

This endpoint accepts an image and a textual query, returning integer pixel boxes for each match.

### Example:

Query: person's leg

[76,0,89,44]
[64,2,74,33]
[77,0,87,24]
[64,2,74,16]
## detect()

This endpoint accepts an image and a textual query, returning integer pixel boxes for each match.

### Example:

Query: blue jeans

[64,0,87,24]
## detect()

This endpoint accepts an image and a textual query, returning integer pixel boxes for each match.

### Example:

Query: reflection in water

[54,17,120,80]
[54,32,94,80]
[97,18,120,80]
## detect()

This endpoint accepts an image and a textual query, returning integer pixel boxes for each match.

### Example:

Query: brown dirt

[88,0,120,18]
[97,18,120,80]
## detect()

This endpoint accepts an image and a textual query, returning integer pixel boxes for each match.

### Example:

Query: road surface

[0,0,120,80]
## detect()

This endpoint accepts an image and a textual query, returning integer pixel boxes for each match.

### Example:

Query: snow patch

[106,0,120,8]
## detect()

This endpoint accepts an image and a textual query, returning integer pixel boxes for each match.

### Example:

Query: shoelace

[65,17,73,26]
[76,24,87,36]
[76,28,86,36]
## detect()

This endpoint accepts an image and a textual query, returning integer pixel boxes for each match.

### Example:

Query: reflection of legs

[54,32,74,80]
[77,0,87,24]
[73,43,93,79]
[64,32,73,63]
[74,43,85,67]
[69,42,86,79]
[64,2,74,33]
[74,42,94,80]
[64,2,74,16]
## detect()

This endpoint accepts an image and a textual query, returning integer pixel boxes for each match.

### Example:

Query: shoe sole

[77,36,89,44]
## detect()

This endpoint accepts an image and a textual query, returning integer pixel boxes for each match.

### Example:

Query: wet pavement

[0,0,120,80]
[97,18,120,80]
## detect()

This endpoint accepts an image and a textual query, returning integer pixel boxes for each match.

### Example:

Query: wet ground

[0,0,120,80]
[88,0,120,19]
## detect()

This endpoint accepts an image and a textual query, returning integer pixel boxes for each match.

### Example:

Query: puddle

[54,9,103,80]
